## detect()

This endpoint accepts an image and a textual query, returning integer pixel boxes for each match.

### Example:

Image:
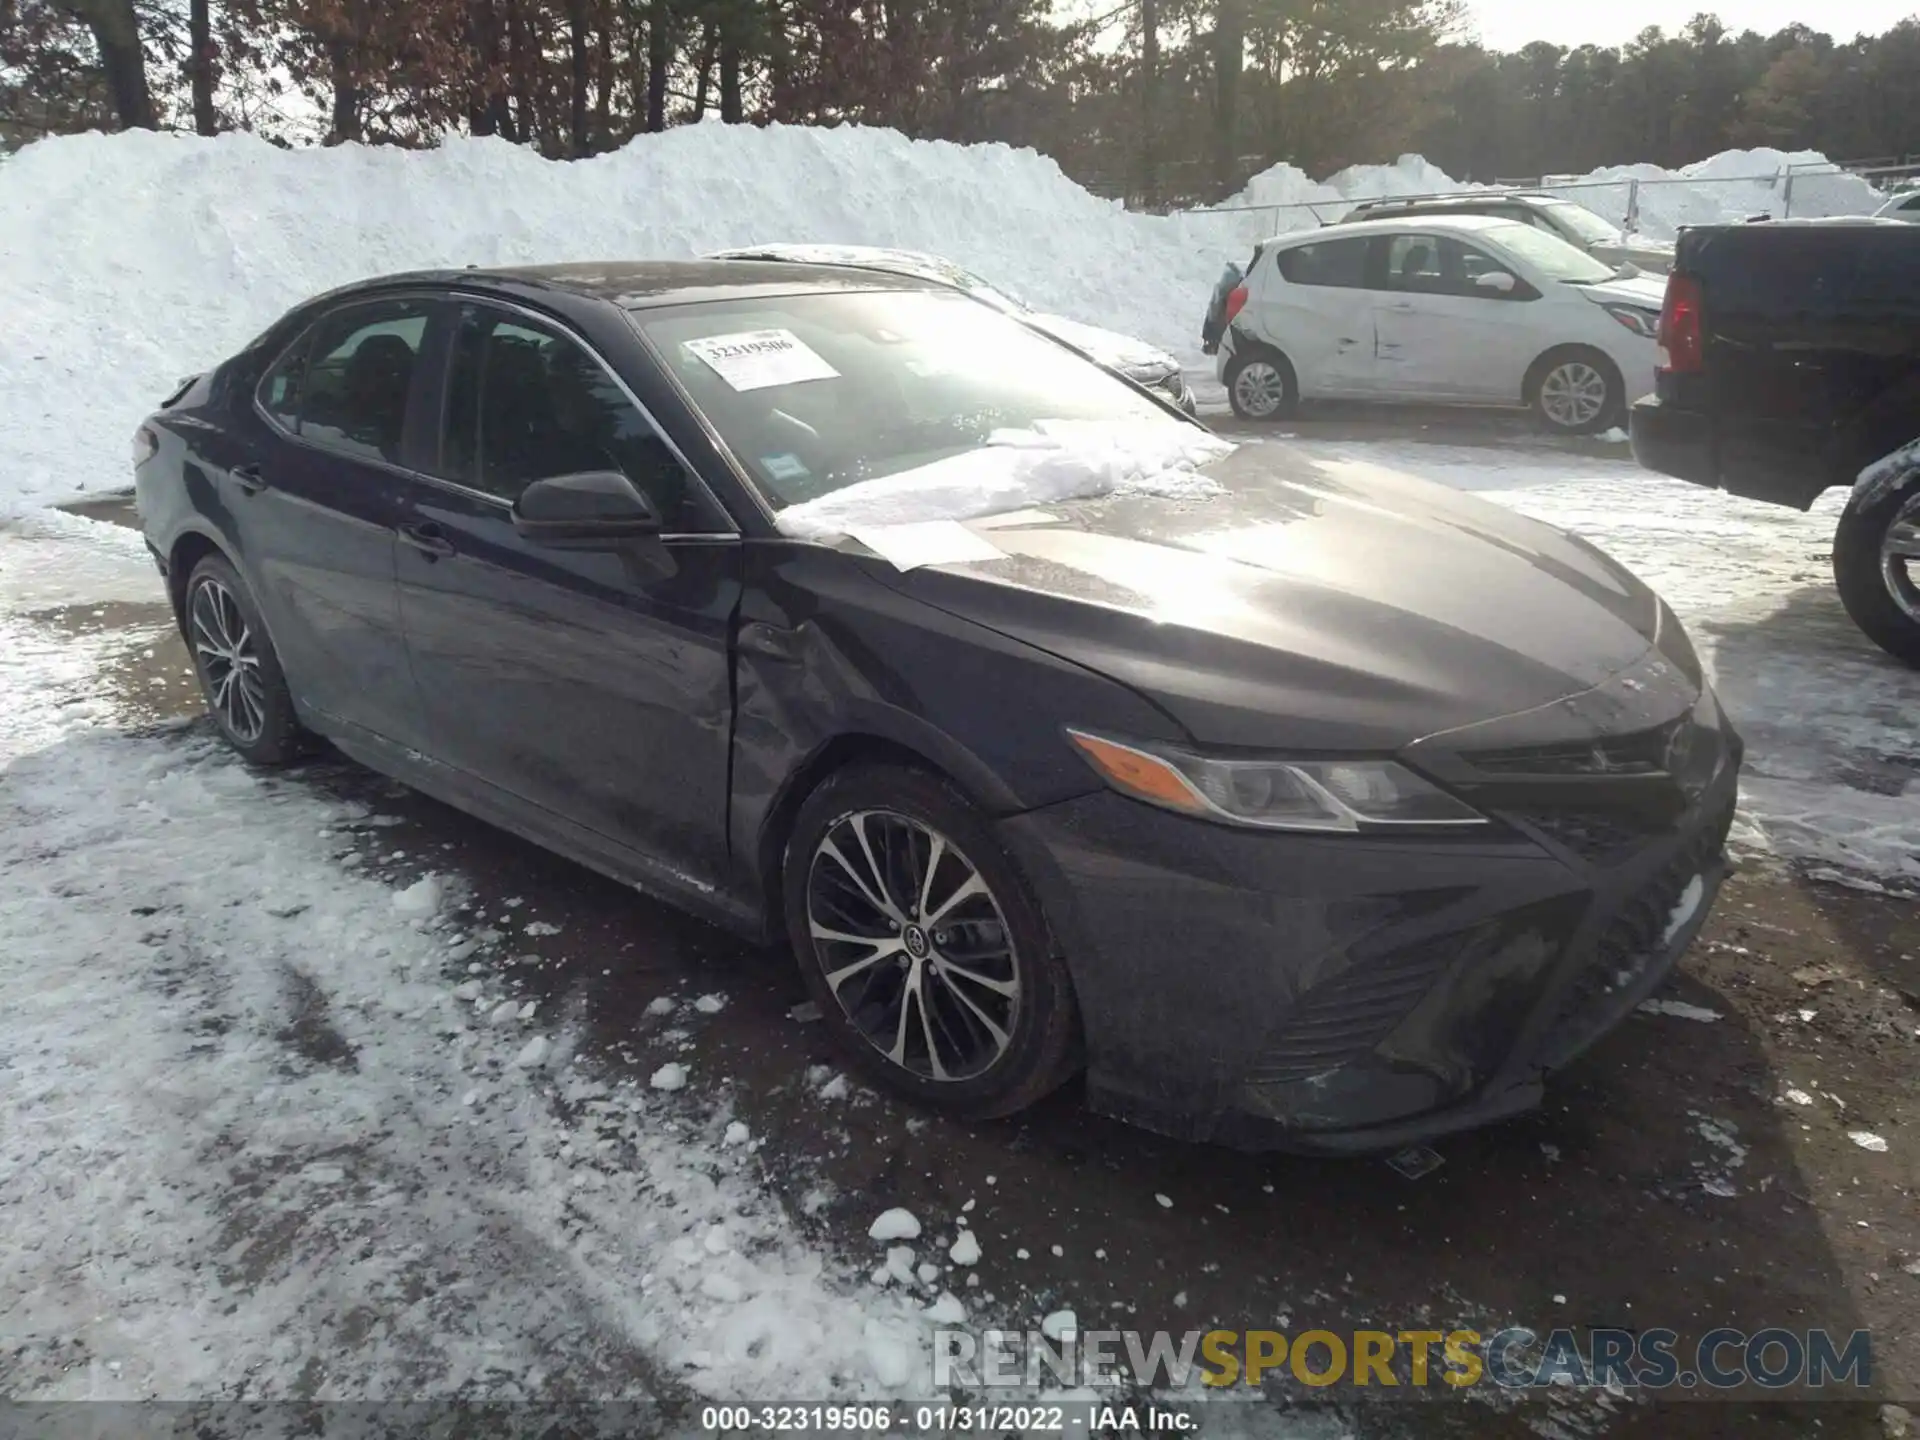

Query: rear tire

[1225,348,1298,422]
[182,554,307,765]
[1834,459,1920,667]
[782,762,1080,1119]
[1528,347,1621,435]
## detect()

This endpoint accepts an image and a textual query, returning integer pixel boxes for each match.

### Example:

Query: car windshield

[1540,200,1624,247]
[1478,220,1618,283]
[632,289,1180,510]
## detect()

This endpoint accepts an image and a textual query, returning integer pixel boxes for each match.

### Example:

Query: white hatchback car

[1216,215,1665,434]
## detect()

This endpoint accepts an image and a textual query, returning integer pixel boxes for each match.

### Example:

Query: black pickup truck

[1629,218,1920,665]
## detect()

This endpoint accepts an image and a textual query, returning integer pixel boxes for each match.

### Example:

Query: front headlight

[1602,304,1659,338]
[1065,729,1488,832]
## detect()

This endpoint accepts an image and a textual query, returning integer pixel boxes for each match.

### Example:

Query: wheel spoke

[932,967,1011,1051]
[849,813,902,917]
[937,953,1018,998]
[915,977,951,1081]
[809,922,906,994]
[190,612,224,656]
[818,835,896,922]
[916,833,945,920]
[235,675,265,736]
[1884,521,1920,561]
[924,872,986,928]
[884,970,918,1066]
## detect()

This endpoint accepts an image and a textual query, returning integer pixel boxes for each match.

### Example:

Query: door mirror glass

[512,470,661,546]
[1473,270,1518,294]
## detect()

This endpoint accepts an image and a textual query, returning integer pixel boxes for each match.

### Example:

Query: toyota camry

[134,260,1740,1152]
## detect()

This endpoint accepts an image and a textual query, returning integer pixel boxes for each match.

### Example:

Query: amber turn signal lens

[1065,729,1207,814]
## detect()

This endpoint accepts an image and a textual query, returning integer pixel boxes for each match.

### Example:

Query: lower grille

[1510,807,1654,863]
[1245,933,1467,1084]
[1537,796,1735,1064]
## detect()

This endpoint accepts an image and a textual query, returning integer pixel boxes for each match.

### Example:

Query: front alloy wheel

[783,763,1080,1117]
[1537,360,1609,431]
[806,810,1019,1082]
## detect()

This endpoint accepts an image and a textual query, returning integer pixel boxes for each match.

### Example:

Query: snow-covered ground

[0,511,961,1407]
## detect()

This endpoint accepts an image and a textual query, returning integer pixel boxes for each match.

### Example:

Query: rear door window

[298,300,435,464]
[1275,238,1371,288]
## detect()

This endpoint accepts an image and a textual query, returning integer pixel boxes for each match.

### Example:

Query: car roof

[706,244,996,293]
[321,259,933,311]
[1270,213,1517,245]
[1352,192,1556,212]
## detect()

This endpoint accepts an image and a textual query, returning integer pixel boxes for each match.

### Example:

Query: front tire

[782,763,1080,1119]
[1529,347,1621,435]
[1225,348,1297,422]
[1835,459,1920,667]
[183,554,306,764]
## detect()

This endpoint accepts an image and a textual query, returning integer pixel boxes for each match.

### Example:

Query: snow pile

[1215,146,1884,242]
[0,125,1229,508]
[774,421,1234,538]
[2,124,1886,511]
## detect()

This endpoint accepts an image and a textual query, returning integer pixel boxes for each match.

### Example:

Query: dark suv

[1629,218,1920,664]
[1344,193,1674,274]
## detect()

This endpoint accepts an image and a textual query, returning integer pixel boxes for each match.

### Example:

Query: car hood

[869,442,1672,752]
[1026,312,1178,377]
[1591,238,1676,275]
[1575,273,1668,309]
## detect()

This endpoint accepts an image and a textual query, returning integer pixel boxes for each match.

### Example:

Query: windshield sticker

[761,453,810,482]
[682,329,839,391]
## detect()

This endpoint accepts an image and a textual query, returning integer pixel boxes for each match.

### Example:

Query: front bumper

[998,687,1742,1153]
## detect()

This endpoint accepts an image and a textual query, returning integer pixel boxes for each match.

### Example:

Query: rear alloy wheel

[184,554,306,764]
[1531,350,1620,435]
[784,764,1079,1118]
[1835,461,1920,667]
[1225,350,1296,422]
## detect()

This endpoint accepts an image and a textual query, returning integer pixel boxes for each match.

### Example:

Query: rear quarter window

[1274,238,1370,288]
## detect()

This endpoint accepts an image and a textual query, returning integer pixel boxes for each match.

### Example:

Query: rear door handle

[399,522,455,559]
[230,463,268,495]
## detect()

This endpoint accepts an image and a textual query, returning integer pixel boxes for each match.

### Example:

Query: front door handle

[230,463,268,495]
[399,522,455,559]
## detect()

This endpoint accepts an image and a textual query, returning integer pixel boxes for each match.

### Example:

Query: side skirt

[319,723,769,943]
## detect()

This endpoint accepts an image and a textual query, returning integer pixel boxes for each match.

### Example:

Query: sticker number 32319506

[682,329,840,391]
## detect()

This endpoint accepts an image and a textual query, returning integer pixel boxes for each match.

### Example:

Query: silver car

[1344,193,1675,275]
[705,242,1198,415]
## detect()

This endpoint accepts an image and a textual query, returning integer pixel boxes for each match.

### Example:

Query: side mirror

[1473,270,1518,294]
[512,471,660,547]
